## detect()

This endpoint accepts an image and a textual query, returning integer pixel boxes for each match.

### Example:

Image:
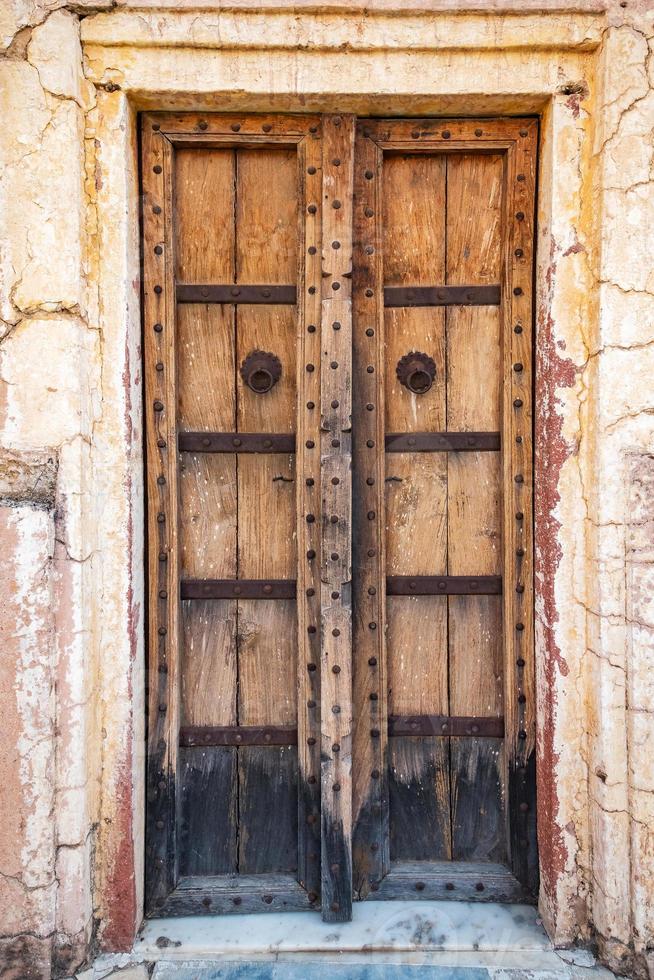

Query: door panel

[142,112,538,919]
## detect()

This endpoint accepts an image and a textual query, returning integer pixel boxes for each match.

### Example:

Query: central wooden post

[319,113,355,922]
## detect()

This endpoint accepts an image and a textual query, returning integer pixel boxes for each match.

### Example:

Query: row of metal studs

[511,126,534,850]
[149,122,172,909]
[354,130,386,892]
[318,113,355,919]
[301,129,323,905]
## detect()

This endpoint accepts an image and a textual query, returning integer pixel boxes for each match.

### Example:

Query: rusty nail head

[368,656,377,666]
[199,120,208,130]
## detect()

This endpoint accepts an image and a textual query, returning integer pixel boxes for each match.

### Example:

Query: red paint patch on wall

[534,236,577,924]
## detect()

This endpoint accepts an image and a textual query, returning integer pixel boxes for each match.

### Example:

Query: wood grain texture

[502,121,538,892]
[142,119,181,910]
[446,152,505,864]
[319,114,355,923]
[233,144,300,882]
[382,150,451,864]
[351,126,388,899]
[295,129,323,901]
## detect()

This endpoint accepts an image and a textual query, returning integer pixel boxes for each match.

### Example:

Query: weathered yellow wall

[1,2,653,977]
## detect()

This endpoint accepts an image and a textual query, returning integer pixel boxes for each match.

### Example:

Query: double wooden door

[142,113,538,922]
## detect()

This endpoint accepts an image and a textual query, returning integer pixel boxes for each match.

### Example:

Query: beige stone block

[598,283,654,350]
[55,835,92,941]
[28,9,93,109]
[602,90,654,192]
[0,0,64,51]
[0,63,86,318]
[596,345,654,426]
[601,184,654,293]
[0,317,99,448]
[596,25,649,153]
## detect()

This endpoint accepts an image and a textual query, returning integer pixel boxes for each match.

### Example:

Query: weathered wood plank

[503,120,538,893]
[157,874,312,917]
[178,747,237,876]
[235,145,299,882]
[295,128,323,902]
[142,117,181,910]
[352,125,388,899]
[370,860,533,904]
[382,150,451,865]
[319,114,355,922]
[174,142,239,883]
[446,152,505,864]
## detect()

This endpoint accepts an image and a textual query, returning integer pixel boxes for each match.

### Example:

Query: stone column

[0,4,109,976]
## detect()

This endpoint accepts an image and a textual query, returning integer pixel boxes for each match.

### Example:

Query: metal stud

[153,165,162,174]
[513,286,523,296]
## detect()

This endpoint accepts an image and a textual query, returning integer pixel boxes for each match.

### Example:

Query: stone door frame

[41,4,647,972]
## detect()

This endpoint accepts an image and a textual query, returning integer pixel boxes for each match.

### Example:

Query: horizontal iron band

[183,577,499,600]
[389,715,505,738]
[387,575,502,596]
[385,431,500,453]
[384,284,500,307]
[179,432,296,453]
[182,578,296,600]
[180,725,298,747]
[177,283,297,305]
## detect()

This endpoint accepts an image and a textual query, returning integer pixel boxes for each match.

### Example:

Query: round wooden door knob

[240,350,282,393]
[396,351,436,394]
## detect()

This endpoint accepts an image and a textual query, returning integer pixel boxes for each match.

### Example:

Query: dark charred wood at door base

[177,284,297,305]
[144,750,176,913]
[238,746,298,874]
[321,815,353,922]
[179,432,296,454]
[450,739,506,863]
[389,738,451,861]
[352,780,388,901]
[385,432,500,453]
[299,776,321,900]
[508,747,538,894]
[181,579,296,600]
[156,873,313,917]
[178,747,237,875]
[370,861,533,904]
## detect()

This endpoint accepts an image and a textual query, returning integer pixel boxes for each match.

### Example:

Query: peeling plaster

[2,2,654,978]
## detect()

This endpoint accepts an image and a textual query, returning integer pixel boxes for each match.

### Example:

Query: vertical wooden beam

[351,126,389,896]
[142,116,181,911]
[296,124,323,906]
[502,120,539,893]
[319,113,355,922]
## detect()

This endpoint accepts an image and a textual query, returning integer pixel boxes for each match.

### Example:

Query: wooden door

[141,113,537,922]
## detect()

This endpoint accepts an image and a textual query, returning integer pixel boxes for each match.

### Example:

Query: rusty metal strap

[387,575,502,596]
[180,725,298,747]
[389,715,505,738]
[181,579,296,600]
[179,432,296,453]
[384,284,500,307]
[385,431,500,452]
[177,284,297,305]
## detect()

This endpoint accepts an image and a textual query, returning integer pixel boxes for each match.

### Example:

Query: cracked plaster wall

[1,1,653,978]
